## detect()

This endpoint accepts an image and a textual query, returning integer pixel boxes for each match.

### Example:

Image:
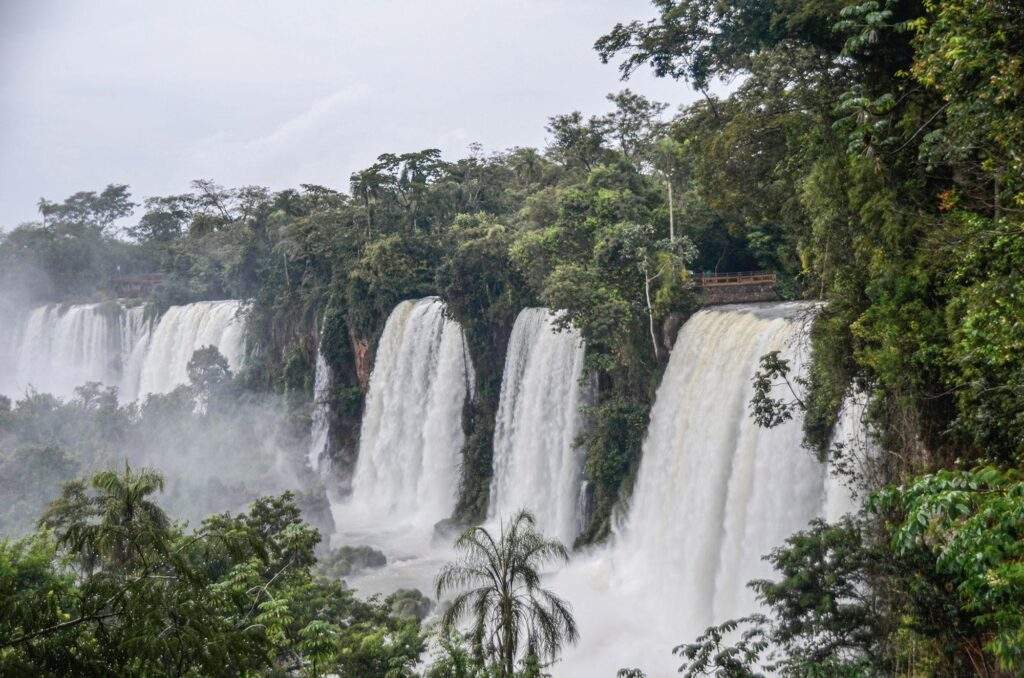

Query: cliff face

[350,330,373,392]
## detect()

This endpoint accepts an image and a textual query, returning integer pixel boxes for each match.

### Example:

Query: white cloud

[0,0,703,227]
[181,85,371,177]
[243,86,369,154]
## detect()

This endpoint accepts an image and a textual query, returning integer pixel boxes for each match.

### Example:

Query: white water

[488,308,589,546]
[4,303,143,398]
[117,305,152,398]
[6,294,874,672]
[825,389,876,522]
[331,297,473,596]
[308,344,332,472]
[554,302,828,677]
[5,300,245,402]
[132,300,246,399]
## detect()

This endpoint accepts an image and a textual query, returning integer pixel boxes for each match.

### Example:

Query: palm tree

[42,465,169,571]
[90,465,169,567]
[435,510,579,676]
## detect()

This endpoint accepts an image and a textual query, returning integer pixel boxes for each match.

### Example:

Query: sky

[0,0,703,229]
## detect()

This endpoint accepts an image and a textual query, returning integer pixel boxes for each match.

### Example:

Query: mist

[0,302,331,538]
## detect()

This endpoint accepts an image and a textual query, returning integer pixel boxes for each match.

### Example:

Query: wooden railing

[693,271,777,287]
[110,274,164,296]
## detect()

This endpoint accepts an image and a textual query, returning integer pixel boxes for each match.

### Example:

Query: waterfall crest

[132,300,245,398]
[345,297,472,529]
[488,308,588,545]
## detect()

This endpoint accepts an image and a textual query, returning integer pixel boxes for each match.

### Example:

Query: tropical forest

[0,0,1022,675]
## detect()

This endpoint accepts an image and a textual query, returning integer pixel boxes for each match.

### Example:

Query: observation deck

[693,271,779,305]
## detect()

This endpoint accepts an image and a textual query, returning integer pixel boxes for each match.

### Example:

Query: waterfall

[488,308,588,545]
[5,299,246,402]
[5,302,144,399]
[554,302,828,677]
[825,389,876,522]
[120,306,154,400]
[308,344,332,472]
[131,300,246,399]
[343,297,473,530]
[618,302,824,629]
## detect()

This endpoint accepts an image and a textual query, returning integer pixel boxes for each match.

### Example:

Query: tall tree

[436,510,578,676]
[600,89,668,171]
[37,184,136,235]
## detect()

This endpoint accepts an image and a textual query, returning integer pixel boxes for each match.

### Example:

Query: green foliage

[346,233,440,338]
[941,215,1024,458]
[37,184,136,235]
[0,446,78,536]
[577,398,649,542]
[0,184,148,301]
[186,345,232,410]
[426,632,491,678]
[749,351,806,430]
[385,588,434,621]
[747,520,885,673]
[802,305,859,456]
[875,466,1024,671]
[911,0,1024,210]
[595,0,845,90]
[0,468,424,676]
[436,510,578,676]
[674,616,770,678]
[315,544,387,579]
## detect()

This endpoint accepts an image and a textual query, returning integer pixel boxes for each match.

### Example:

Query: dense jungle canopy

[1,0,1023,675]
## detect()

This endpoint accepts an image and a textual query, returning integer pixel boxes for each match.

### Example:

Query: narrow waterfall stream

[488,308,588,546]
[825,389,875,522]
[308,345,332,472]
[331,297,473,596]
[554,302,829,677]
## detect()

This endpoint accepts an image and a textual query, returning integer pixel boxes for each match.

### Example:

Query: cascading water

[308,345,332,472]
[131,300,246,399]
[330,297,473,597]
[488,308,589,545]
[825,389,876,522]
[5,302,145,398]
[554,302,829,677]
[5,299,246,402]
[343,297,472,528]
[118,305,152,397]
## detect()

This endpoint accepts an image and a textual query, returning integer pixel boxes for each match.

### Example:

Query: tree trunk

[994,173,1000,220]
[644,269,660,362]
[667,179,674,243]
[502,602,515,677]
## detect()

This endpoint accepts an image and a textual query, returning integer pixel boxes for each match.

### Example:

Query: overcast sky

[0,0,702,229]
